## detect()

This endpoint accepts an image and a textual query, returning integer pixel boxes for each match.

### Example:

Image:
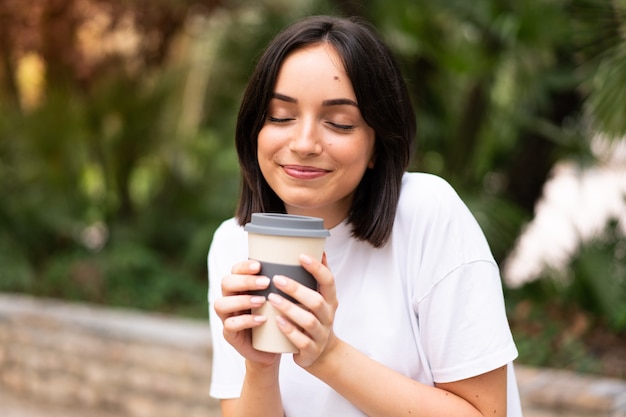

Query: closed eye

[328,122,355,131]
[268,116,294,124]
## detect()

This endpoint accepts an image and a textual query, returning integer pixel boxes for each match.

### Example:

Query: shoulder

[397,172,466,219]
[393,172,494,266]
[212,217,245,240]
[208,217,247,266]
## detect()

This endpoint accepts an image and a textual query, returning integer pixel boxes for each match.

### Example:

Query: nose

[289,117,322,156]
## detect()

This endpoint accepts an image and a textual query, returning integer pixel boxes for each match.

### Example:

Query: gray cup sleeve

[249,261,317,303]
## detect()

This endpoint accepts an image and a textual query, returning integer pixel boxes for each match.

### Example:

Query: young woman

[208,15,522,417]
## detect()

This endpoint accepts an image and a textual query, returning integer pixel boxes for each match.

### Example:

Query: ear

[368,153,376,169]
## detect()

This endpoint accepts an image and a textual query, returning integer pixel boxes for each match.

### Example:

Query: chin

[281,198,326,213]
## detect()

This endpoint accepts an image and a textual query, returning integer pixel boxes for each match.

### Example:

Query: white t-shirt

[208,172,522,416]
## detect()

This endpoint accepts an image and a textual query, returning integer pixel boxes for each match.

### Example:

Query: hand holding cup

[245,213,329,353]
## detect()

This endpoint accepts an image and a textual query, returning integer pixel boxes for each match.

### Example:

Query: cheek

[256,129,273,161]
[257,126,282,155]
[353,136,376,170]
[334,149,374,183]
[256,127,284,179]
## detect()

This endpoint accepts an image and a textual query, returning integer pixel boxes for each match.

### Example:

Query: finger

[299,254,338,309]
[271,275,332,322]
[221,274,270,296]
[223,312,267,334]
[267,291,327,342]
[271,303,329,365]
[231,259,262,275]
[275,314,318,351]
[213,294,266,320]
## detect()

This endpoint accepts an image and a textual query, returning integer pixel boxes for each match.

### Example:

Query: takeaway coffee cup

[245,213,330,353]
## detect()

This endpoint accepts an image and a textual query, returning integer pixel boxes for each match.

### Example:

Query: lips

[282,164,330,180]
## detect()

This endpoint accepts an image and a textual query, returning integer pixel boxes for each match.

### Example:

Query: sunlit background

[1,0,624,378]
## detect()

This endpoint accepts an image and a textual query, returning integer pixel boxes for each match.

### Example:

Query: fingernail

[300,254,313,265]
[268,293,282,305]
[254,315,267,323]
[250,296,265,305]
[256,277,270,287]
[249,261,261,271]
[275,315,286,326]
[273,275,287,287]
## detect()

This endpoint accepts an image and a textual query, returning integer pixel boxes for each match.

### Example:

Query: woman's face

[257,43,375,228]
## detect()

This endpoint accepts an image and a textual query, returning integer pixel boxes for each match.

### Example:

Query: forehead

[273,43,356,100]
[284,42,344,64]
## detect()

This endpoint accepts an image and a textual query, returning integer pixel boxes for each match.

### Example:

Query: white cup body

[248,234,326,264]
[248,233,326,353]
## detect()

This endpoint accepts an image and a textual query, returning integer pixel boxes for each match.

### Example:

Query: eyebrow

[272,93,358,107]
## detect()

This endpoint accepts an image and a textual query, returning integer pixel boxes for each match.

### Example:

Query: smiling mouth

[282,165,330,180]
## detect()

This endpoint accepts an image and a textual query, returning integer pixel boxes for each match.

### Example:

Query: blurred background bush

[0,0,624,376]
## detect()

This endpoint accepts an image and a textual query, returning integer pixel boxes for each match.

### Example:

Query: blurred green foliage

[505,221,626,376]
[0,0,625,376]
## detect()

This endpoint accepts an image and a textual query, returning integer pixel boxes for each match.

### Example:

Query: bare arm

[214,260,284,417]
[220,361,283,417]
[269,254,508,417]
[217,256,508,417]
[305,340,507,417]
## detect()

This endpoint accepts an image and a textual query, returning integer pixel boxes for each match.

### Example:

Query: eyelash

[328,122,355,131]
[267,116,293,124]
[267,117,355,131]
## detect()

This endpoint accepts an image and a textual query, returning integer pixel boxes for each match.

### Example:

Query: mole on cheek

[333,76,339,81]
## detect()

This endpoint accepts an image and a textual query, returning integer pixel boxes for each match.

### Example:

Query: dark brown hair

[235,15,416,248]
